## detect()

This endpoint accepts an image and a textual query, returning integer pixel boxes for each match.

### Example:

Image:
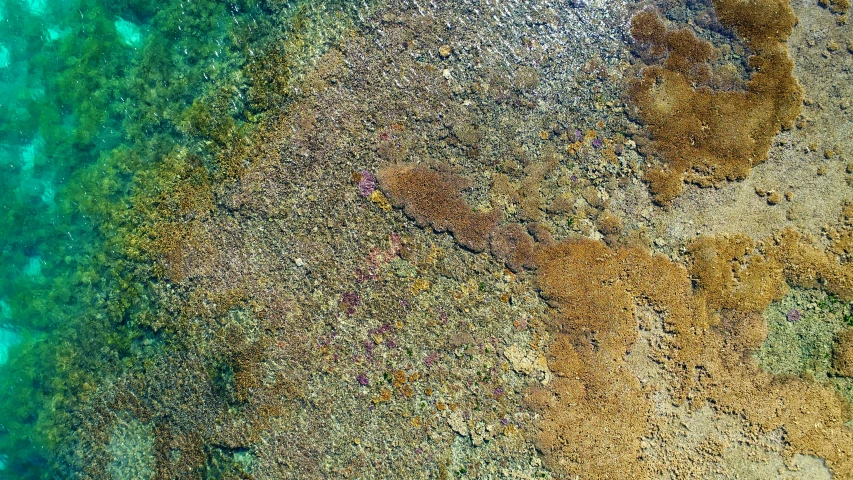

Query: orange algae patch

[530,238,702,479]
[628,2,802,204]
[530,240,640,478]
[530,234,853,479]
[378,163,500,252]
[687,233,788,312]
[681,232,853,478]
[689,228,853,310]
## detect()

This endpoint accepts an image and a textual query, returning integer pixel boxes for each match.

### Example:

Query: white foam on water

[114,18,142,48]
[45,27,71,43]
[0,44,10,69]
[24,256,43,278]
[0,327,22,365]
[24,0,47,16]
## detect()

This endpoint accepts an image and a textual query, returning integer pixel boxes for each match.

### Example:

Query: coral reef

[18,0,852,477]
[628,2,802,203]
[106,415,155,480]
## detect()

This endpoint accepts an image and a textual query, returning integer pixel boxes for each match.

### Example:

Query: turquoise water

[0,0,368,475]
[0,0,272,476]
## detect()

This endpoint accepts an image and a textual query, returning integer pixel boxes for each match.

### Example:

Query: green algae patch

[758,289,853,405]
[758,289,851,378]
[0,0,381,477]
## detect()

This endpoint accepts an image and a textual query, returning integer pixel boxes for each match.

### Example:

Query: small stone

[767,191,781,205]
[848,42,853,53]
[785,191,794,201]
[846,162,853,174]
[448,411,469,437]
[825,149,836,159]
[818,165,827,175]
[438,45,452,58]
[828,40,839,52]
[755,186,767,197]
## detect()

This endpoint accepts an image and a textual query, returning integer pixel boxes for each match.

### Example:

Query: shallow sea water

[1,0,852,478]
[0,0,269,475]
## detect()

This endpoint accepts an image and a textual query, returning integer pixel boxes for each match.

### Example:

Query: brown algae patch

[378,163,501,252]
[628,1,802,204]
[520,232,853,478]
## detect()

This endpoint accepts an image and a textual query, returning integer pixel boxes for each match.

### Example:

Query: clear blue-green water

[0,0,274,476]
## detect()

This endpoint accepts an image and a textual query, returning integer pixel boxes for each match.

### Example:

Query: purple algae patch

[341,291,361,306]
[786,308,801,322]
[424,352,439,367]
[356,373,370,386]
[357,170,377,197]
